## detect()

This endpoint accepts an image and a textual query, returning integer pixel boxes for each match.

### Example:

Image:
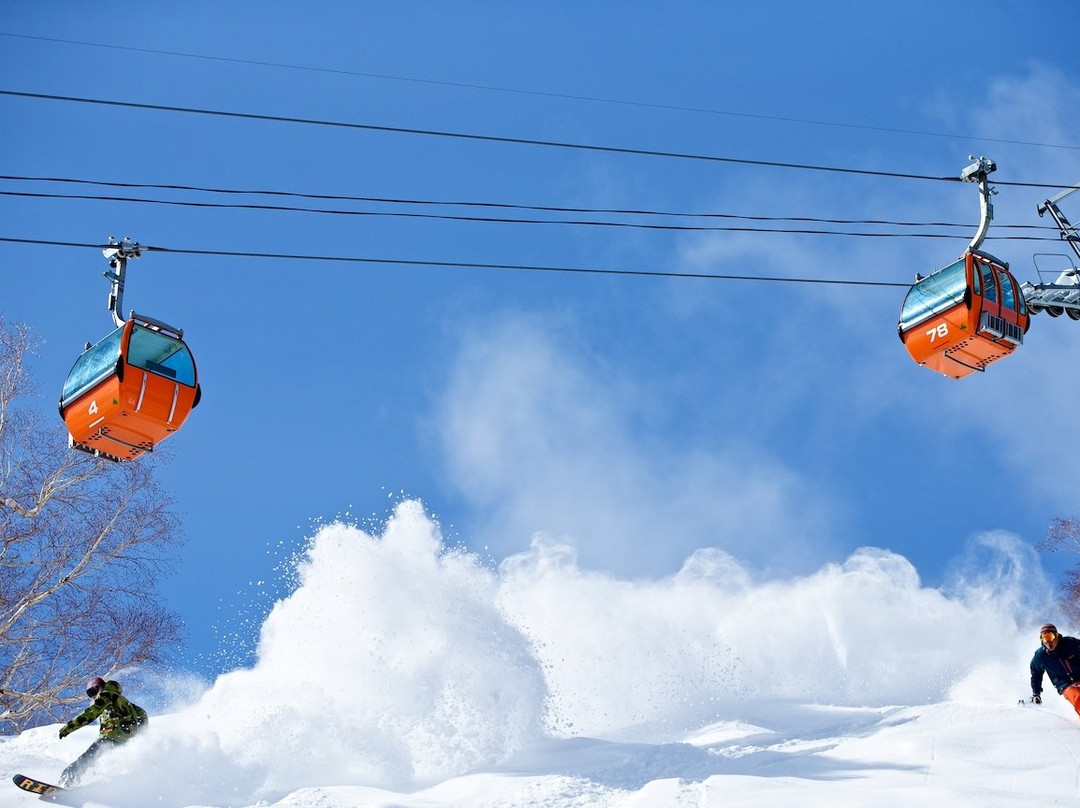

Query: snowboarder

[1029,623,1080,719]
[58,677,148,787]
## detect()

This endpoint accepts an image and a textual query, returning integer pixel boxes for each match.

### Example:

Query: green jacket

[61,681,148,742]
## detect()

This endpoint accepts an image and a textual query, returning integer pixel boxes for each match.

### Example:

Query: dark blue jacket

[1031,635,1080,695]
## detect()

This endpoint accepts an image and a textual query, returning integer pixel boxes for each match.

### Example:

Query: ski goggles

[1042,631,1058,642]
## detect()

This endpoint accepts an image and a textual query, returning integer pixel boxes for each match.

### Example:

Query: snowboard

[11,775,67,803]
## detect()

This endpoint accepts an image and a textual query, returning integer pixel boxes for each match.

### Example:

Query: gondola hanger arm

[961,156,997,254]
[102,236,141,328]
[1036,180,1080,266]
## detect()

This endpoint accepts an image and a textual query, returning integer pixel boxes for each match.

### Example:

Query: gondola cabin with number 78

[897,156,1031,380]
[898,248,1029,379]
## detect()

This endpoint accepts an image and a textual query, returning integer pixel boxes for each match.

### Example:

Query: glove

[59,725,71,739]
[1031,693,1042,704]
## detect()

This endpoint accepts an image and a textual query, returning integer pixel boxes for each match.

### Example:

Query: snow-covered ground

[4,698,1078,807]
[3,501,1076,807]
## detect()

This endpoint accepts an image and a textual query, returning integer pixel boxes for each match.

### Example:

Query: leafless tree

[0,316,182,733]
[1037,516,1080,625]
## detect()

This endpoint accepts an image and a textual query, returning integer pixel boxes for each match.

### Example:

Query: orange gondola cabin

[59,315,200,462]
[898,249,1029,379]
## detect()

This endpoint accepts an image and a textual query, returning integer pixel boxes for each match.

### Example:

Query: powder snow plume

[88,500,1049,806]
[101,501,547,803]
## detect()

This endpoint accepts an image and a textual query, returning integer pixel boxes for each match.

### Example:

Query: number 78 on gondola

[898,158,1080,379]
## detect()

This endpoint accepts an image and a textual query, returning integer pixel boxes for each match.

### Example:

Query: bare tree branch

[1036,516,1080,625]
[0,315,183,733]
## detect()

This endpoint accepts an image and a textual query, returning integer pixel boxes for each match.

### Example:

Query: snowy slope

[1,501,1073,807]
[3,699,1078,807]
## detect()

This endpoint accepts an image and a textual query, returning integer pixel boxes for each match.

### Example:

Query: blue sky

[2,2,1080,676]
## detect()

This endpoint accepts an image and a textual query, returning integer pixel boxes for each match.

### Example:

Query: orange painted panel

[899,303,1017,379]
[899,251,1027,380]
[63,370,198,461]
[60,320,199,462]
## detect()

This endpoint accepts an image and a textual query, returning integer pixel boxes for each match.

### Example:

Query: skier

[58,677,148,787]
[1029,623,1080,719]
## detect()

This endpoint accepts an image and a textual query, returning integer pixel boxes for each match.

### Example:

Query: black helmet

[86,677,106,698]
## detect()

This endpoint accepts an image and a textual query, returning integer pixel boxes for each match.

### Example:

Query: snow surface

[2,501,1077,807]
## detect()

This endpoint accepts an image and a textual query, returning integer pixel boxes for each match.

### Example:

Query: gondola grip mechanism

[101,236,141,328]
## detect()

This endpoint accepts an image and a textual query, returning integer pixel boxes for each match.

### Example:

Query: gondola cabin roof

[59,316,200,462]
[898,250,1029,380]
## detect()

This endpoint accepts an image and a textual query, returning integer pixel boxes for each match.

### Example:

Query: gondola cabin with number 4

[57,237,201,462]
[59,315,200,461]
[898,248,1029,379]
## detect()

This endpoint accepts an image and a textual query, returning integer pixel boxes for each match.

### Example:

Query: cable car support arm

[100,236,185,335]
[1037,181,1080,265]
[102,236,141,328]
[960,156,997,254]
[1021,179,1080,319]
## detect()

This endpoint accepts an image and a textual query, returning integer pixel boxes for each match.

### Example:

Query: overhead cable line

[0,89,947,181]
[3,32,1077,153]
[0,189,1062,241]
[0,173,1060,233]
[6,88,1067,189]
[2,89,1073,192]
[0,236,910,288]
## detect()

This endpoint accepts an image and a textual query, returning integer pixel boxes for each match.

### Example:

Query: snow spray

[98,502,1045,805]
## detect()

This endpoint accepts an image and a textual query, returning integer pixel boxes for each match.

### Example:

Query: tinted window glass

[899,259,967,331]
[61,326,124,405]
[980,262,997,303]
[127,326,196,386]
[998,269,1017,311]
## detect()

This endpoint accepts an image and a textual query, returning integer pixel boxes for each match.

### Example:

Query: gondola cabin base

[59,317,199,461]
[898,250,1029,380]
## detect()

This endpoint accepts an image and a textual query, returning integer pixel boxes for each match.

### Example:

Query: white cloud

[437,314,840,575]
